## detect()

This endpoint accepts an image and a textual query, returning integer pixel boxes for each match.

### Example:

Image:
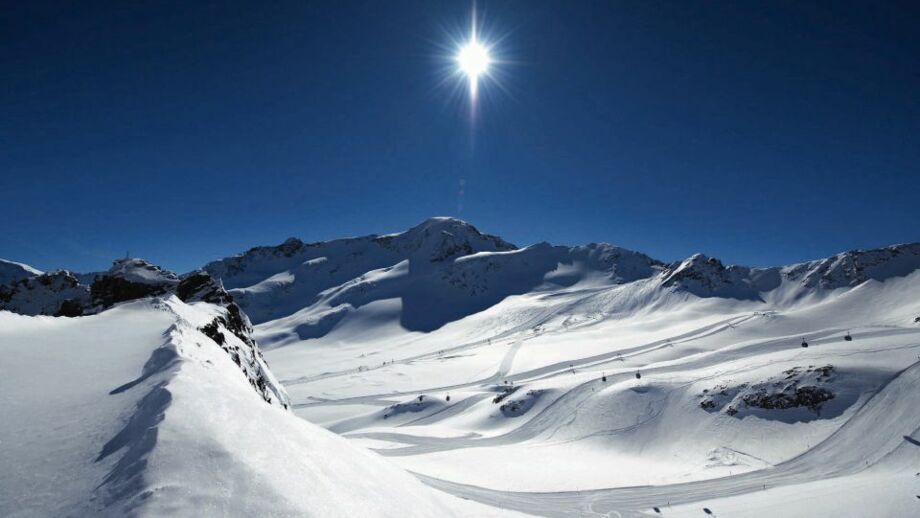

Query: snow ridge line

[91,297,288,513]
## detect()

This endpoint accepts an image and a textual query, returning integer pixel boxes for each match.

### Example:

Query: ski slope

[0,297,521,517]
[3,218,919,517]
[240,221,920,517]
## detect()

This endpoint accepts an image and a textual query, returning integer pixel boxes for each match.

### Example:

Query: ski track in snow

[273,305,920,516]
[8,223,920,517]
[414,359,920,517]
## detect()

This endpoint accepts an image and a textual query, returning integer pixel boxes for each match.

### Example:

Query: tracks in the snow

[414,359,920,517]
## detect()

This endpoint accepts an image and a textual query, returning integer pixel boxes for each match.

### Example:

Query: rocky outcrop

[0,271,91,316]
[1,256,286,408]
[699,365,837,418]
[197,301,286,407]
[176,271,233,305]
[91,258,180,310]
[661,254,763,300]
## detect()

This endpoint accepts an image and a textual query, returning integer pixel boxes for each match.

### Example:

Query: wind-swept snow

[0,297,523,517]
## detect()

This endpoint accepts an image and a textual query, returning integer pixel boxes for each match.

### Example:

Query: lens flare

[457,40,491,80]
[456,16,492,100]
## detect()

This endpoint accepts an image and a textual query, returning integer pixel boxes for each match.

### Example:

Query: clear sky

[3,1,918,273]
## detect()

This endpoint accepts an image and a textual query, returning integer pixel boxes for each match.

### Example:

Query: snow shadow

[95,381,172,507]
[109,345,178,395]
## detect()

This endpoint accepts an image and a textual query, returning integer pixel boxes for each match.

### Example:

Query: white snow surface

[0,297,520,517]
[4,219,920,517]
[105,257,180,286]
[189,219,920,517]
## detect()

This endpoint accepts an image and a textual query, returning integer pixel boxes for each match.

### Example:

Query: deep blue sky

[3,1,918,273]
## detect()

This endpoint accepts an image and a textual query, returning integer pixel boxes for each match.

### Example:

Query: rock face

[699,365,837,419]
[0,256,285,408]
[176,270,233,305]
[197,301,287,407]
[661,254,766,299]
[0,271,91,316]
[91,258,180,310]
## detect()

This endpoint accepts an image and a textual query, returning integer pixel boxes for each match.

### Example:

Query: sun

[457,40,491,80]
[441,6,505,110]
[456,25,492,100]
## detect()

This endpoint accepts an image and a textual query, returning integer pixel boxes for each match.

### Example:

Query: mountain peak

[786,242,920,289]
[107,258,180,286]
[379,217,517,266]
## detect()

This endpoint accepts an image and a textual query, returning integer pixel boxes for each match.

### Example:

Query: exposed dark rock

[699,365,837,418]
[742,386,834,412]
[0,271,90,316]
[492,385,519,404]
[55,298,86,317]
[91,258,179,310]
[91,276,170,308]
[176,271,233,305]
[200,320,226,346]
[500,389,543,417]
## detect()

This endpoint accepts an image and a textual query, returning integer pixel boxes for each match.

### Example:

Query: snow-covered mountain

[0,270,90,317]
[195,217,919,347]
[0,258,42,286]
[0,253,514,517]
[202,217,516,325]
[195,217,920,517]
[3,218,920,517]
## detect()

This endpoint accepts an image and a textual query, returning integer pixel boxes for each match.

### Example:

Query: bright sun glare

[457,40,491,79]
[457,35,491,100]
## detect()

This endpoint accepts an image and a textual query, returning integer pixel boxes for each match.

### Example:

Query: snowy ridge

[202,217,516,324]
[0,258,42,285]
[0,298,513,517]
[202,218,920,346]
[783,243,920,289]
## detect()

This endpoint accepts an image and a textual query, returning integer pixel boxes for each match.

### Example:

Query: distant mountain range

[3,217,919,336]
